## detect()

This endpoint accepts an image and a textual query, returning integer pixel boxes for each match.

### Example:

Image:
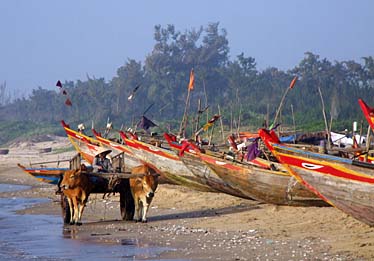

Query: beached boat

[91,128,141,171]
[119,131,216,192]
[200,148,328,206]
[61,120,105,164]
[163,133,251,199]
[17,163,68,185]
[259,128,374,226]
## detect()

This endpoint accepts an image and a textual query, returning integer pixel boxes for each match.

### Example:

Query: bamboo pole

[195,99,202,133]
[317,84,331,150]
[237,104,242,137]
[291,104,296,144]
[359,120,363,146]
[272,88,291,128]
[179,88,191,138]
[272,77,297,129]
[230,106,233,134]
[365,125,371,161]
[202,78,209,123]
[218,104,225,143]
[266,103,269,128]
[208,122,215,146]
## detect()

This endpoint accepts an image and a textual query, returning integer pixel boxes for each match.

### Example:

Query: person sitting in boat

[77,123,86,134]
[93,148,113,173]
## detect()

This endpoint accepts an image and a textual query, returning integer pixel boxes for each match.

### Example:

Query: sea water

[0,184,172,260]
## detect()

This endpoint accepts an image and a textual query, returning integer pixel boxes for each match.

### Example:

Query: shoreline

[1,140,374,260]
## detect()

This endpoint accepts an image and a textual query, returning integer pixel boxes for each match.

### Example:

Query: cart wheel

[119,179,135,221]
[61,194,71,224]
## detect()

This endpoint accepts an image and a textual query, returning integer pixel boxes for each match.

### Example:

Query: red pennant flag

[65,98,72,106]
[358,99,374,130]
[188,69,194,91]
[56,80,62,88]
[289,76,298,89]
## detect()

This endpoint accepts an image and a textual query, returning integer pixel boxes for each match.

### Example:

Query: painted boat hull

[260,128,374,226]
[17,164,67,185]
[178,151,252,198]
[200,153,328,206]
[163,134,251,198]
[92,130,141,171]
[120,133,216,192]
[61,121,102,164]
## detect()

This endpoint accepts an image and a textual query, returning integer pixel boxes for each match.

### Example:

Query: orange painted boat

[259,128,374,226]
[61,120,104,164]
[119,131,215,192]
[91,128,141,171]
[164,133,251,199]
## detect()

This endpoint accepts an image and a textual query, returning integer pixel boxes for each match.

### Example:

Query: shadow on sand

[78,202,262,226]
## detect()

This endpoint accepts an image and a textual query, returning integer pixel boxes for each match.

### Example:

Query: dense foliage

[1,23,373,144]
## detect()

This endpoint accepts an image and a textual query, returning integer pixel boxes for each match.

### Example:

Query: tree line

[0,22,373,144]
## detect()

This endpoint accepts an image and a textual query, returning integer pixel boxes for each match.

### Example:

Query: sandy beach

[1,135,374,260]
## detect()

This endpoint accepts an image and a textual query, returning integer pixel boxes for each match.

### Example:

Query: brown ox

[129,165,159,223]
[61,168,94,225]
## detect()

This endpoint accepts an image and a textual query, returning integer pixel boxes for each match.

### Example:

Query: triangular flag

[65,98,72,106]
[358,99,374,130]
[137,116,157,131]
[188,69,194,91]
[62,90,67,95]
[56,80,62,88]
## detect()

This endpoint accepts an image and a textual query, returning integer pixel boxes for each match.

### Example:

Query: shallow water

[0,184,171,260]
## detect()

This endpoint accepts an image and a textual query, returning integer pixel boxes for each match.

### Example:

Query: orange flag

[188,69,195,90]
[65,98,72,106]
[289,76,298,89]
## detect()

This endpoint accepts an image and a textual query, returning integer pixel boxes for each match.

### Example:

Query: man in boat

[77,123,86,134]
[93,148,113,173]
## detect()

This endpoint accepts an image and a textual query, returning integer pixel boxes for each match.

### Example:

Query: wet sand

[1,136,374,260]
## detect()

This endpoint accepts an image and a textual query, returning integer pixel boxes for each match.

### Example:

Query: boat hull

[92,132,141,172]
[200,153,328,206]
[176,150,252,198]
[121,135,216,192]
[260,128,374,226]
[274,144,374,225]
[61,121,102,164]
[17,164,68,185]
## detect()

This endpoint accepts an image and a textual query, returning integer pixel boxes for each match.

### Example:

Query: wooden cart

[19,152,140,224]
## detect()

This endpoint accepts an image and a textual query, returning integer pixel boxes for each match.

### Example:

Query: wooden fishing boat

[61,120,105,164]
[200,149,327,206]
[17,163,68,185]
[259,128,374,226]
[91,128,141,171]
[163,133,251,199]
[119,131,216,192]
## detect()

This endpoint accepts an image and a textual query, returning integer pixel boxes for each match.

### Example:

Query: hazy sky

[0,0,373,97]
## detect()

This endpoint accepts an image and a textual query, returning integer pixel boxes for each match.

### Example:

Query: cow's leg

[76,202,83,226]
[71,197,79,225]
[67,197,74,225]
[141,198,149,223]
[76,194,88,225]
[134,198,141,222]
[78,193,88,225]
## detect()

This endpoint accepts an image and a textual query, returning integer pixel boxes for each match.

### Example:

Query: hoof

[69,221,75,225]
[142,220,148,223]
[76,222,82,226]
[134,219,140,223]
